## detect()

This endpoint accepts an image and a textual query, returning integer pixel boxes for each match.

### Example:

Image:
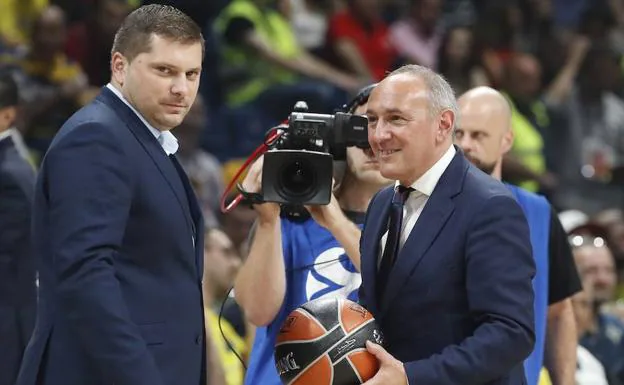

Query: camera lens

[279,160,316,199]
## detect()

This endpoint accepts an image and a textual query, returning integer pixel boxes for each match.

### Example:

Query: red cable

[219,124,286,213]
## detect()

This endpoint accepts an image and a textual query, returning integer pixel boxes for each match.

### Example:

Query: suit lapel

[96,88,196,240]
[380,149,468,314]
[170,154,205,280]
[362,187,393,316]
[380,193,454,313]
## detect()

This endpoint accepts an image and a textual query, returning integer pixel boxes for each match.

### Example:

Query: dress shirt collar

[105,83,178,155]
[396,144,456,196]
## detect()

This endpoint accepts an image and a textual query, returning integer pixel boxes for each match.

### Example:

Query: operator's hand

[240,156,280,223]
[305,179,344,230]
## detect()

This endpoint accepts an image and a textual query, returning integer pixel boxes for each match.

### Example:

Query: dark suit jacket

[16,88,206,385]
[360,149,536,385]
[0,132,37,385]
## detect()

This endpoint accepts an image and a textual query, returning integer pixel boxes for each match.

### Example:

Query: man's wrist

[257,214,279,227]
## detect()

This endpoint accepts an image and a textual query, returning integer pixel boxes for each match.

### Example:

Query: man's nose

[171,75,189,97]
[372,121,392,142]
[455,135,473,153]
[596,270,612,284]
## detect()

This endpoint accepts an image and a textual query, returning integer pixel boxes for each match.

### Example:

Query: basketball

[274,297,383,385]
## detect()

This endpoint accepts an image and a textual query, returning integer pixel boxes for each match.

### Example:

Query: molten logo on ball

[274,298,382,385]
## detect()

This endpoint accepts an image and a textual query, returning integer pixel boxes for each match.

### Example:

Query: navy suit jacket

[0,133,37,385]
[16,88,206,385]
[360,149,536,385]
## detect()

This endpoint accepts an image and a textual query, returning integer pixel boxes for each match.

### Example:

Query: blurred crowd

[5,0,624,384]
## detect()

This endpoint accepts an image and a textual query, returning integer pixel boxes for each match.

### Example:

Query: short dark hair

[0,73,19,109]
[111,4,204,62]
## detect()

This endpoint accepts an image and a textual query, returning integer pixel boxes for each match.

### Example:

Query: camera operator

[234,85,391,385]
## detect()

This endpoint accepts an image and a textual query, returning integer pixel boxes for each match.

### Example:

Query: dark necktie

[376,185,413,303]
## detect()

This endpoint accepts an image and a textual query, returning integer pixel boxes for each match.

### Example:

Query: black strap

[236,183,265,207]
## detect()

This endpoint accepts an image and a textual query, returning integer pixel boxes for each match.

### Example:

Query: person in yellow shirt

[0,0,48,48]
[203,228,247,385]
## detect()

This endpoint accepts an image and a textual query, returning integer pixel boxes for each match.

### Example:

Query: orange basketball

[274,298,383,385]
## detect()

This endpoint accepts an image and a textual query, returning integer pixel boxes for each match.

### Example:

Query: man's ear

[437,109,455,142]
[501,128,514,155]
[110,52,128,86]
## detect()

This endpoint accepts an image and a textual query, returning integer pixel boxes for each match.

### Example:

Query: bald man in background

[456,87,582,385]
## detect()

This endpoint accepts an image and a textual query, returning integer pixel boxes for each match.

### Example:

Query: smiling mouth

[379,150,400,156]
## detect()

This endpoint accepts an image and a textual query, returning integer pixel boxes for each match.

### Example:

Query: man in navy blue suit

[359,64,536,385]
[16,5,206,385]
[0,73,37,385]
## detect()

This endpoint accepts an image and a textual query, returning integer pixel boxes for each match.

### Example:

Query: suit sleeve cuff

[404,360,437,385]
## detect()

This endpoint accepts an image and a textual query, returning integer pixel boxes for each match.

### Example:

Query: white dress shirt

[0,128,12,142]
[379,145,456,261]
[105,83,178,155]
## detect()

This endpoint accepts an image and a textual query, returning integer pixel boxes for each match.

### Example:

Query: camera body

[261,102,368,206]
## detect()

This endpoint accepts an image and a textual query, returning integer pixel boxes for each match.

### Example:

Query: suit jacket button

[195,334,202,345]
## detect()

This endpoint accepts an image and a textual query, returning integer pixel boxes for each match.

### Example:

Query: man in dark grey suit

[0,73,37,385]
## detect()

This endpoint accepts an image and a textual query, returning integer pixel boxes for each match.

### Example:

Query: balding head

[458,86,511,134]
[455,87,514,179]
